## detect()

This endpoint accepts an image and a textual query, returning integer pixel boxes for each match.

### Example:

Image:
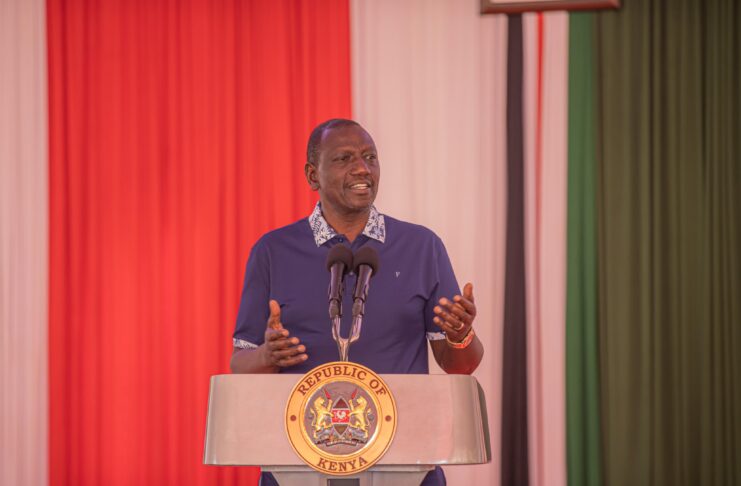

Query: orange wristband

[445,327,475,349]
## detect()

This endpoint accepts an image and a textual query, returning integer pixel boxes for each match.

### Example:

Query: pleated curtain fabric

[501,14,530,486]
[3,1,740,485]
[565,12,602,486]
[0,1,49,485]
[350,2,510,484]
[46,1,351,484]
[595,1,741,484]
[352,3,577,484]
[522,13,568,486]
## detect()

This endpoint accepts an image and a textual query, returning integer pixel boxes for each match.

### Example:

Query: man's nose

[349,156,370,174]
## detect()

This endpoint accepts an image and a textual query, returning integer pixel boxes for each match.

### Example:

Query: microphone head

[353,246,379,276]
[326,244,354,273]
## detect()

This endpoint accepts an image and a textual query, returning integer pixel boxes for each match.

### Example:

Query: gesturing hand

[432,283,477,343]
[262,300,308,368]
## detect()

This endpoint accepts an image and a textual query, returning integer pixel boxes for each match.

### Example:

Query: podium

[203,373,491,486]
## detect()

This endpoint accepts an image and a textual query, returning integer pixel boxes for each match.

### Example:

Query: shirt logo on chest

[395,271,401,278]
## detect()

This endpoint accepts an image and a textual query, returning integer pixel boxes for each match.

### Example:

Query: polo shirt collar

[308,202,386,246]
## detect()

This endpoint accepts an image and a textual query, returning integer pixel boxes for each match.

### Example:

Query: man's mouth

[349,182,371,191]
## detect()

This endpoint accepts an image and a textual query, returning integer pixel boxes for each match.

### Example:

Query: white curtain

[0,0,49,485]
[523,13,568,486]
[351,1,508,484]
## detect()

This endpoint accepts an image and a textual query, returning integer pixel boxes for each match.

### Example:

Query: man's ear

[305,163,320,191]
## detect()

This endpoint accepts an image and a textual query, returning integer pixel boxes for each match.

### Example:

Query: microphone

[326,244,354,319]
[351,246,379,317]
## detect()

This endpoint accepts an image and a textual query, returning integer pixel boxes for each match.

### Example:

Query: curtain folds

[501,14,529,486]
[6,1,738,484]
[351,2,509,484]
[595,1,741,484]
[523,12,568,486]
[47,1,351,484]
[565,12,602,486]
[0,1,49,485]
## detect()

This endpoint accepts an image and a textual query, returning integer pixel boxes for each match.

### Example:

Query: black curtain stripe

[501,14,530,486]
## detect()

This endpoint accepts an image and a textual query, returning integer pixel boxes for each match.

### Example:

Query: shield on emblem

[332,397,350,435]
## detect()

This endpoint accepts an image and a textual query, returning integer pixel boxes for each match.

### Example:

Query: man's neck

[321,205,370,243]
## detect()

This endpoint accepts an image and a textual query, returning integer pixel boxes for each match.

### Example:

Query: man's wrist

[445,327,475,349]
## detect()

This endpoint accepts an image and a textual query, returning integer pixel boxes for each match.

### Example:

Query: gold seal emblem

[285,362,397,475]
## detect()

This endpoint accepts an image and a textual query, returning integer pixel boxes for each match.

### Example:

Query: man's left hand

[433,282,476,343]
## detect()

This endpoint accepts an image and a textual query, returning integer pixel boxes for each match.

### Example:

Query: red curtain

[47,1,351,484]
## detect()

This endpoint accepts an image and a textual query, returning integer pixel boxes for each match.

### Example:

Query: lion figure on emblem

[310,396,333,435]
[349,396,370,439]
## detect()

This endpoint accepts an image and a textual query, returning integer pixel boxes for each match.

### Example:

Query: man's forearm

[230,346,280,373]
[431,335,484,375]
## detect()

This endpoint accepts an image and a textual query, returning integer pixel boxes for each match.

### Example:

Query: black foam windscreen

[352,246,379,276]
[326,244,354,273]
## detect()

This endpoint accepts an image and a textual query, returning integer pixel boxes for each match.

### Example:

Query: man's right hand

[261,300,308,369]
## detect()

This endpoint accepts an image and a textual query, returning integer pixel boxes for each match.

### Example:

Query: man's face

[305,125,380,216]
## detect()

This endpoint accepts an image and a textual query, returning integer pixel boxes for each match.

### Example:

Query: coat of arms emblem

[309,387,375,447]
[285,362,396,475]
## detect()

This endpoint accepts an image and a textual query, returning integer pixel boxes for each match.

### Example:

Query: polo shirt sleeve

[233,238,271,349]
[424,234,461,341]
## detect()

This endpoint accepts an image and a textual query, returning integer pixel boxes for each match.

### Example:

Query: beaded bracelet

[445,327,475,349]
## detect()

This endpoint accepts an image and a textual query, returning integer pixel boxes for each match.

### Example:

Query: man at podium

[230,119,484,485]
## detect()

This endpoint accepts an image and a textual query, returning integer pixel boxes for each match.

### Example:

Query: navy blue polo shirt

[233,204,455,485]
[233,203,460,373]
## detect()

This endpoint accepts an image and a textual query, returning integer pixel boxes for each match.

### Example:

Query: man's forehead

[320,125,375,149]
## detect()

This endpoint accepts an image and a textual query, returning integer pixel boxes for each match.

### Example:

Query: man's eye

[365,154,377,162]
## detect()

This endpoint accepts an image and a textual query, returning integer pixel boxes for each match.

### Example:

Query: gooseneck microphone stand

[326,245,379,362]
[326,244,354,361]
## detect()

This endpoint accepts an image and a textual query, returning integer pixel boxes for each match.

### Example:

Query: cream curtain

[351,1,508,484]
[352,3,573,485]
[0,0,49,485]
[523,12,568,486]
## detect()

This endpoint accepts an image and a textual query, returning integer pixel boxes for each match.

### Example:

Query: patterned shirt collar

[308,202,386,246]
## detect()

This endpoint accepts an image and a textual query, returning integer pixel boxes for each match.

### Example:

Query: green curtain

[566,12,603,486]
[595,1,741,485]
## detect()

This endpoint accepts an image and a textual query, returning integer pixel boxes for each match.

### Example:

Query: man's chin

[344,194,376,210]
[347,204,373,214]
[339,202,374,216]
[320,195,376,216]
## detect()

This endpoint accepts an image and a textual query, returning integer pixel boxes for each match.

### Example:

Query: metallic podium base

[269,467,429,486]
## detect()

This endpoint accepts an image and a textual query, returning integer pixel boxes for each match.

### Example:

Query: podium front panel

[203,373,490,467]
